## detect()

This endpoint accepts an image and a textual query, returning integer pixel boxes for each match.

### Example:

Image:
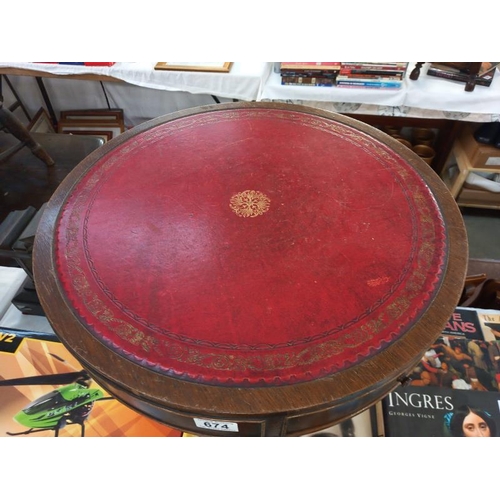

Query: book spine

[282,82,335,87]
[337,74,402,81]
[341,63,408,71]
[280,70,339,78]
[336,83,401,90]
[281,62,341,71]
[281,76,335,86]
[337,81,402,89]
[339,69,405,77]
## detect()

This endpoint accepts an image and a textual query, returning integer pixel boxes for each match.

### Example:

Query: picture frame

[60,109,124,123]
[154,62,233,73]
[27,108,56,133]
[57,120,123,139]
[59,109,125,133]
[60,129,113,143]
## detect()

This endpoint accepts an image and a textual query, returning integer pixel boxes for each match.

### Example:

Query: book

[479,309,500,342]
[427,62,497,87]
[336,81,403,89]
[337,75,403,82]
[383,385,500,436]
[280,62,341,71]
[477,309,500,388]
[441,306,483,339]
[340,62,408,71]
[281,76,336,87]
[338,70,405,78]
[381,306,500,437]
[0,328,182,437]
[280,70,338,79]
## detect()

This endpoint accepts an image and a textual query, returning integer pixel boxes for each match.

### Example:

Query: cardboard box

[460,125,500,170]
[457,187,500,207]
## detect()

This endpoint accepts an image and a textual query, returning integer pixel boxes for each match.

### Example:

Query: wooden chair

[0,98,55,167]
[0,119,106,314]
[460,277,500,309]
[0,116,106,224]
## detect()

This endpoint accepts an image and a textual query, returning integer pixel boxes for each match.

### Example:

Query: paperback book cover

[384,385,500,436]
[441,306,483,339]
[382,307,500,436]
[479,310,500,342]
[0,329,182,437]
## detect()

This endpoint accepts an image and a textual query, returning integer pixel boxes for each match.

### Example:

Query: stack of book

[279,62,340,87]
[336,62,408,90]
[426,62,498,87]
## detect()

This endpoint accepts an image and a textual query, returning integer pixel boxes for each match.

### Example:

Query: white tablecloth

[0,62,273,101]
[2,62,499,125]
[261,63,500,122]
[0,62,273,127]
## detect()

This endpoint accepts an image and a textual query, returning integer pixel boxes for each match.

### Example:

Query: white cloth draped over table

[261,63,500,122]
[0,62,273,128]
[1,62,499,128]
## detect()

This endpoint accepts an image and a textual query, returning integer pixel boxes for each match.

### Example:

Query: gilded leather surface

[55,108,447,386]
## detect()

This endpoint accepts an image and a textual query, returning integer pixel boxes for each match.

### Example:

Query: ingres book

[384,386,500,436]
[382,306,500,437]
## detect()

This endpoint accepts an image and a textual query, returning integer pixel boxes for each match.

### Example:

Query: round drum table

[33,102,467,436]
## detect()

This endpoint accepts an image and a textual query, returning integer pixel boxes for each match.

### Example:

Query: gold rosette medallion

[230,190,271,218]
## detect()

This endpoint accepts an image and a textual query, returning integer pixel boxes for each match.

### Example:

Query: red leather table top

[55,107,447,387]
